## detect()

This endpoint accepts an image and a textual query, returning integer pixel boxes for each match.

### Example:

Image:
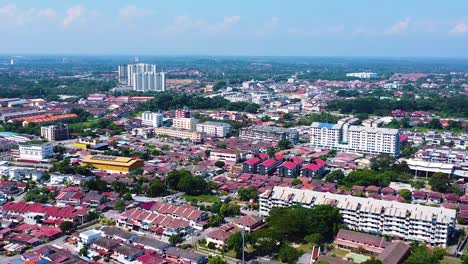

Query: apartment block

[172,118,199,131]
[310,122,400,157]
[259,186,456,247]
[18,141,54,161]
[141,111,163,127]
[41,124,69,141]
[240,125,299,144]
[196,121,232,138]
[154,127,203,142]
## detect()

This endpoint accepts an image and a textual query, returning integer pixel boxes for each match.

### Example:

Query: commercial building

[346,72,378,79]
[259,186,456,247]
[18,141,54,162]
[310,122,400,157]
[172,118,199,131]
[141,111,163,127]
[41,124,69,141]
[82,155,144,173]
[240,125,299,144]
[209,149,240,163]
[154,127,203,142]
[196,121,231,138]
[73,137,100,150]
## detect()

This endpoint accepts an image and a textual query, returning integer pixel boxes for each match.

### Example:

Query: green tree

[146,179,167,197]
[292,178,302,186]
[404,244,440,264]
[278,244,303,264]
[399,189,412,201]
[208,256,226,264]
[115,200,126,212]
[59,221,74,233]
[325,170,345,183]
[238,186,258,201]
[361,260,383,264]
[429,173,451,193]
[208,214,223,227]
[215,160,225,168]
[461,250,468,264]
[226,232,244,258]
[278,139,293,150]
[169,234,184,246]
[370,154,396,172]
[266,147,276,158]
[411,180,425,190]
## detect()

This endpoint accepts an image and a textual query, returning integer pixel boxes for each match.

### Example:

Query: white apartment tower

[118,63,166,92]
[310,122,400,157]
[141,111,163,127]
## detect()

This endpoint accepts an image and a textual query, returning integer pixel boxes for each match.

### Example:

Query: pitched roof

[377,241,410,264]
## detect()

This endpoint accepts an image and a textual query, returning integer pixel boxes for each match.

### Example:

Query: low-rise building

[209,149,240,163]
[173,117,199,131]
[259,186,456,247]
[154,127,203,142]
[240,125,299,144]
[18,141,53,162]
[82,155,144,173]
[196,121,231,138]
[141,111,163,127]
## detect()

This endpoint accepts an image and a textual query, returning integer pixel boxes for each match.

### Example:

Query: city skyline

[1,0,468,57]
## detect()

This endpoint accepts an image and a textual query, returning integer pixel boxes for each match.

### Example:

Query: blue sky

[1,0,468,57]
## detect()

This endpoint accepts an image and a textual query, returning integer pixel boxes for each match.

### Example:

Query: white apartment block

[196,121,232,138]
[133,72,166,92]
[209,149,240,163]
[310,122,400,157]
[346,72,378,79]
[18,142,54,161]
[173,118,199,131]
[259,186,456,247]
[141,111,163,127]
[127,63,156,87]
[154,127,203,142]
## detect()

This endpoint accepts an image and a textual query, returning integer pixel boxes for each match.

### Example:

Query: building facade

[259,186,456,247]
[173,118,199,131]
[154,127,203,142]
[82,155,144,173]
[18,142,54,161]
[118,63,165,92]
[196,121,231,138]
[240,125,299,144]
[310,122,400,157]
[41,124,69,141]
[141,111,163,127]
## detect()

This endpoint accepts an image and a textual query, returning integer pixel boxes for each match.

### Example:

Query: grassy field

[441,257,462,264]
[294,242,313,252]
[329,248,349,258]
[182,194,220,203]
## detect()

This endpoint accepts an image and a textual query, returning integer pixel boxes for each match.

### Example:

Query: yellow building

[73,137,100,150]
[82,155,144,173]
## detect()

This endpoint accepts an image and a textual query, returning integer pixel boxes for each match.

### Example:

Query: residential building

[277,161,301,178]
[259,186,457,247]
[346,72,378,78]
[141,111,163,127]
[243,157,262,174]
[206,223,240,248]
[240,125,299,144]
[126,63,157,87]
[154,127,203,142]
[175,109,191,118]
[196,121,232,138]
[133,72,166,92]
[40,124,69,141]
[258,159,282,175]
[165,247,207,264]
[81,155,144,173]
[310,122,400,157]
[18,141,54,161]
[209,149,240,163]
[173,118,199,131]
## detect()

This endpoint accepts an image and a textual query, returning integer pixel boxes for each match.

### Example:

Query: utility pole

[242,227,245,264]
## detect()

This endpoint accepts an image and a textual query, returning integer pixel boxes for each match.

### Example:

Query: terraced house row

[259,186,457,247]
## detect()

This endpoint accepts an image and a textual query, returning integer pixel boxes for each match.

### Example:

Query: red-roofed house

[242,157,261,174]
[258,159,282,176]
[278,161,301,178]
[206,223,240,248]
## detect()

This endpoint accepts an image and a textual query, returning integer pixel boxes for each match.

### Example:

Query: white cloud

[37,8,57,19]
[63,5,84,27]
[257,16,279,35]
[119,5,152,19]
[0,4,16,16]
[208,16,241,33]
[450,22,468,34]
[386,17,411,34]
[288,25,344,37]
[164,15,240,34]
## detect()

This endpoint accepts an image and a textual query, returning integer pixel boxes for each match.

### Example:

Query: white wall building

[141,111,163,127]
[118,63,166,92]
[41,124,69,141]
[346,72,378,79]
[18,142,54,161]
[196,121,231,138]
[173,118,199,131]
[310,122,400,157]
[259,186,456,247]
